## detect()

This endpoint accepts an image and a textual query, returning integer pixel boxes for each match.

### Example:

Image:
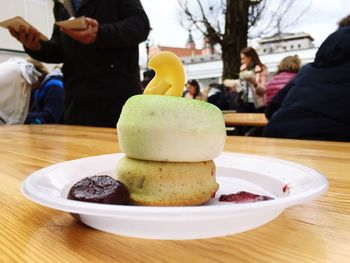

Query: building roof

[149,46,203,57]
[259,32,314,44]
[181,53,221,64]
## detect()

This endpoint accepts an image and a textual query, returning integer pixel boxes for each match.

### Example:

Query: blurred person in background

[0,57,41,125]
[266,55,301,105]
[25,61,64,124]
[224,47,269,136]
[184,79,206,101]
[9,0,150,127]
[207,83,238,110]
[239,47,269,112]
[263,15,350,142]
[140,69,155,92]
[224,47,269,113]
[207,83,229,110]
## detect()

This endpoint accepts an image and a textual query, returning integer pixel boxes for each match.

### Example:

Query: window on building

[291,45,294,49]
[298,44,301,48]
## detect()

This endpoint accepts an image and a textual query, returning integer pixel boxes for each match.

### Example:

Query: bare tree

[250,0,311,38]
[178,0,309,79]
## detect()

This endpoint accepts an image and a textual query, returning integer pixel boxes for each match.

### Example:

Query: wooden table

[1,125,349,262]
[224,113,268,126]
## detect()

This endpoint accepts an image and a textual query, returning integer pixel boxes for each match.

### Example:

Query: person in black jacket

[9,0,150,127]
[263,16,350,142]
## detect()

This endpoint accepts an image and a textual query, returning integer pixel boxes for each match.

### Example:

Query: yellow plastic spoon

[143,51,185,97]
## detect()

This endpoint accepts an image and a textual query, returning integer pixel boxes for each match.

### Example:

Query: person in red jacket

[266,55,301,105]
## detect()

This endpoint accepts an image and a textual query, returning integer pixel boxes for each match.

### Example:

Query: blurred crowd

[0,57,64,125]
[175,14,350,141]
[180,48,302,136]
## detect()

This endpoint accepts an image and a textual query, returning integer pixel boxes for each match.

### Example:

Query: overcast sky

[140,0,350,48]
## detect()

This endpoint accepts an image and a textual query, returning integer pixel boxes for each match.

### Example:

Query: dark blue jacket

[25,74,64,124]
[263,26,350,142]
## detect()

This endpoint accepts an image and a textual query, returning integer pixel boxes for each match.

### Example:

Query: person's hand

[61,17,98,44]
[245,77,255,84]
[256,87,265,95]
[9,26,41,51]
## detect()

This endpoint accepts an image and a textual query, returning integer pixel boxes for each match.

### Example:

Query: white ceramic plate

[21,153,328,240]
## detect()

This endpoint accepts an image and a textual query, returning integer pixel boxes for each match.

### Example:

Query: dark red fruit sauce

[67,175,130,205]
[219,191,274,203]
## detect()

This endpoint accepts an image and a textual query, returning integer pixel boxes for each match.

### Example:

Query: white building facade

[258,32,315,55]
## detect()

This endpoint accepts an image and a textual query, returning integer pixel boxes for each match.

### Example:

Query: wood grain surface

[224,113,268,127]
[0,125,349,263]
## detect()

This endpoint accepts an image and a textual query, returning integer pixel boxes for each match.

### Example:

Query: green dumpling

[116,95,226,162]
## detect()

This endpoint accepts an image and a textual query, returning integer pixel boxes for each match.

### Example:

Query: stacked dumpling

[116,51,226,206]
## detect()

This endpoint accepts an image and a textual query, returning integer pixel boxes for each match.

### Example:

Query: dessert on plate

[117,157,217,206]
[116,51,226,206]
